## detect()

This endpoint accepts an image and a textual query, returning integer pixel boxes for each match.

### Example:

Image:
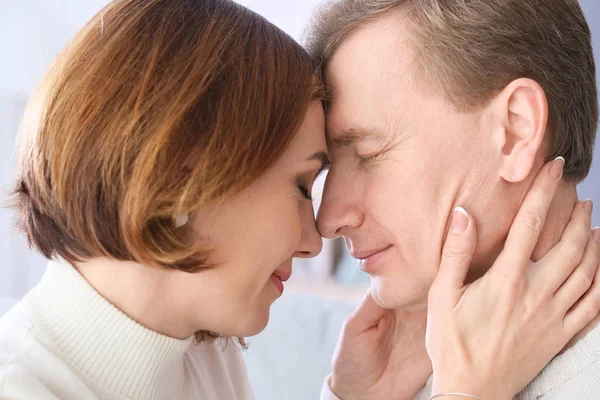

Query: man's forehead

[323,84,381,140]
[325,87,411,151]
[324,12,416,84]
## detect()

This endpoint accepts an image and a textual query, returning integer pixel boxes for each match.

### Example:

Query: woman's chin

[232,309,271,338]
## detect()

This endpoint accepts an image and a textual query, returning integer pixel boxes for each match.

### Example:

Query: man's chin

[369,276,428,311]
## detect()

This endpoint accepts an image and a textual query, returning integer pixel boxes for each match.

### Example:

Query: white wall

[1,0,599,298]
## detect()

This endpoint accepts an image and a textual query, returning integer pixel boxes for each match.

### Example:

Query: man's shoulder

[518,324,600,399]
[538,364,600,399]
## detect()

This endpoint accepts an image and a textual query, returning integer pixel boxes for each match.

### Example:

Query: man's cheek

[367,187,409,222]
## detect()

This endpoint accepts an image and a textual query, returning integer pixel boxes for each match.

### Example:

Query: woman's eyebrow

[306,151,331,171]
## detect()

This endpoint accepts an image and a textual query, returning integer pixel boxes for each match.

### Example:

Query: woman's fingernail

[549,156,565,179]
[583,199,594,215]
[593,228,600,243]
[451,207,469,233]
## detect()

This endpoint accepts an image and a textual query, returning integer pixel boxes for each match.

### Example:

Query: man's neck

[522,182,598,349]
[467,181,579,282]
[530,182,578,262]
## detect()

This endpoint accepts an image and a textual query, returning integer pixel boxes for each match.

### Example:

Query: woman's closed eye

[297,183,314,201]
[296,166,329,202]
[294,154,330,202]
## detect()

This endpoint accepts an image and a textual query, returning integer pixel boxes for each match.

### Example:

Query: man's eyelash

[358,152,383,165]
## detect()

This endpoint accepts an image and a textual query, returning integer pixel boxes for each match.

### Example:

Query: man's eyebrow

[327,128,383,148]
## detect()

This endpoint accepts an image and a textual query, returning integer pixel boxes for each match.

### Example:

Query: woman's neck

[74,257,198,339]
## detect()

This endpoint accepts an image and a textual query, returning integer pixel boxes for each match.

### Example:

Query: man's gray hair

[304,0,598,182]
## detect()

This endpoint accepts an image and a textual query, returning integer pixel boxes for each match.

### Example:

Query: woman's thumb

[344,290,387,334]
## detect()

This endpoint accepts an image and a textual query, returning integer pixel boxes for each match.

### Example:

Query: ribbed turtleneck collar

[23,259,194,400]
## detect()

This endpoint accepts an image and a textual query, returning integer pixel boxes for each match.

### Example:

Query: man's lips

[350,245,392,261]
[351,245,392,273]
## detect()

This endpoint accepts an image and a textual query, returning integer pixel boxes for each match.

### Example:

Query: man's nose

[316,171,364,238]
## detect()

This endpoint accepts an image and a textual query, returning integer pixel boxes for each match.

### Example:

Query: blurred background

[0,1,598,399]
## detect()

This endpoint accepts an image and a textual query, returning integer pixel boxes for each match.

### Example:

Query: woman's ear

[492,78,549,183]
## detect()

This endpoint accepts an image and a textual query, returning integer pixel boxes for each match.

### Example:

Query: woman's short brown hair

[13,0,322,275]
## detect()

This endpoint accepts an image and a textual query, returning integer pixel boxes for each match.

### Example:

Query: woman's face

[187,104,328,337]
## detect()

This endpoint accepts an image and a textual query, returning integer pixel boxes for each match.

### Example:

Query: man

[306,0,599,398]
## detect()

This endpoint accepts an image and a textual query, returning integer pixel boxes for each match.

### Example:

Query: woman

[0,0,598,399]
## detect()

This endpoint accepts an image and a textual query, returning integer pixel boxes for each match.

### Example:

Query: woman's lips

[270,274,284,294]
[270,269,291,295]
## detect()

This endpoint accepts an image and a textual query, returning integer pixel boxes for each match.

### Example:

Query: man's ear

[492,78,549,183]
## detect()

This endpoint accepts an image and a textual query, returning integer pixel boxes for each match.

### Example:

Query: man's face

[317,14,525,310]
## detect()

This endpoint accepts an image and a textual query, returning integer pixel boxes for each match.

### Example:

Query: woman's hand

[327,295,432,400]
[427,158,600,400]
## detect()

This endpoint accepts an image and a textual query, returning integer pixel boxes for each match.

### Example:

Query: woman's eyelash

[297,184,314,201]
[295,167,328,202]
